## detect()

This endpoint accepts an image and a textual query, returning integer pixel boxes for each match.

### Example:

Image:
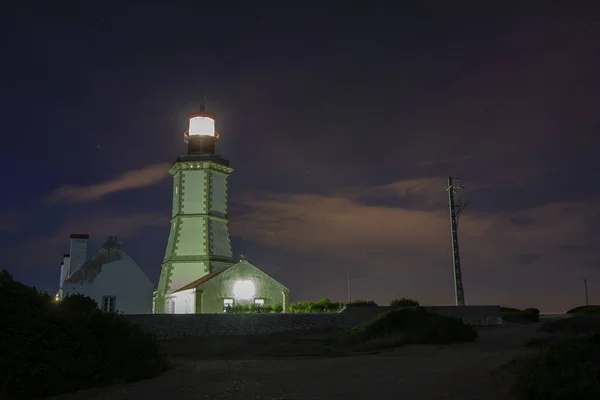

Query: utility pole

[347,274,352,303]
[584,278,589,307]
[447,176,467,306]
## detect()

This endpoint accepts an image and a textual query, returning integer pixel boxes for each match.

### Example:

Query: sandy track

[48,324,541,400]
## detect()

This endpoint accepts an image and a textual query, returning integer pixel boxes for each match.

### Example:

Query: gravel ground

[47,323,542,400]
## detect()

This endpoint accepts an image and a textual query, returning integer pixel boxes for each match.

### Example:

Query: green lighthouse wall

[155,159,235,313]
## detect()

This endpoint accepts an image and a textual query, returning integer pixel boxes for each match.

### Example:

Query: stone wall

[126,305,502,340]
[126,313,344,339]
[424,305,502,326]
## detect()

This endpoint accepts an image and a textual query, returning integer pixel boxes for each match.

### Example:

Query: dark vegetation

[566,305,600,315]
[224,303,283,313]
[500,307,540,323]
[219,299,380,314]
[537,315,600,335]
[289,298,345,313]
[332,307,478,351]
[510,316,600,399]
[0,270,168,400]
[390,297,420,307]
[346,300,378,306]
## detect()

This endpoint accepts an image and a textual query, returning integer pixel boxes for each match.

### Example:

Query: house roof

[172,259,289,293]
[173,270,224,292]
[64,236,125,284]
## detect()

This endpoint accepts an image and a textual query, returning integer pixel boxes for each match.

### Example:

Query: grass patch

[566,305,600,315]
[501,307,540,323]
[538,315,600,335]
[512,333,600,399]
[332,307,478,350]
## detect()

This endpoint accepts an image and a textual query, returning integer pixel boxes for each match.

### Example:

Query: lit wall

[181,170,207,214]
[62,256,154,314]
[196,260,289,313]
[209,171,228,217]
[168,289,196,314]
[164,261,209,296]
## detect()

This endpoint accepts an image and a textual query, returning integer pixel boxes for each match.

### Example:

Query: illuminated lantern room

[184,105,220,154]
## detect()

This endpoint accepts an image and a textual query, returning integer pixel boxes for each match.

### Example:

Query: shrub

[224,303,282,313]
[500,307,521,313]
[538,316,600,335]
[335,307,478,348]
[271,303,283,313]
[501,307,540,323]
[390,297,420,307]
[346,300,378,307]
[0,270,168,399]
[59,293,99,314]
[513,334,600,399]
[566,305,600,315]
[289,298,345,313]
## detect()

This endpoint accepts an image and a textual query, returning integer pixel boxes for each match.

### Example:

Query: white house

[59,234,154,314]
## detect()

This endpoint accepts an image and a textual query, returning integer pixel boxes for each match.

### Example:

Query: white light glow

[188,116,215,137]
[232,280,256,300]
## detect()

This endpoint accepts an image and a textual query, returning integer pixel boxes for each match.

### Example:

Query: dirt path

[48,324,542,400]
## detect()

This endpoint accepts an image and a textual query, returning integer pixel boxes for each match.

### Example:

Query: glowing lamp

[232,280,256,300]
[188,115,216,137]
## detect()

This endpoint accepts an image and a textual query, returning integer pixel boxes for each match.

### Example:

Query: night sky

[2,2,599,313]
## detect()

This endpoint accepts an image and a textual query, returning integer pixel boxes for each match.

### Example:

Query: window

[254,299,265,306]
[223,298,234,312]
[102,296,116,313]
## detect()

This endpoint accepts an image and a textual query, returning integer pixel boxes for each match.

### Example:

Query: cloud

[47,163,170,204]
[230,178,600,311]
[233,186,597,261]
[21,211,169,266]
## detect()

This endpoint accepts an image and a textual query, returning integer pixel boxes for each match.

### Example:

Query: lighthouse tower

[154,106,236,313]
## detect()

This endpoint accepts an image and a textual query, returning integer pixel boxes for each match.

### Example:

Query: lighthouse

[154,106,236,313]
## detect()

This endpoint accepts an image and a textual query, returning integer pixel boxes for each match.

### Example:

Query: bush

[538,316,600,335]
[513,334,600,399]
[224,303,282,313]
[289,298,345,313]
[0,270,168,399]
[566,305,600,315]
[390,297,420,307]
[501,307,540,323]
[335,307,478,348]
[59,293,100,314]
[346,300,378,307]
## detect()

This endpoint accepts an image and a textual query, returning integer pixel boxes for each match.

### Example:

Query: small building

[163,259,290,314]
[58,234,154,314]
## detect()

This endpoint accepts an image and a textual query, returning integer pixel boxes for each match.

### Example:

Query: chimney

[69,234,89,276]
[60,253,70,287]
